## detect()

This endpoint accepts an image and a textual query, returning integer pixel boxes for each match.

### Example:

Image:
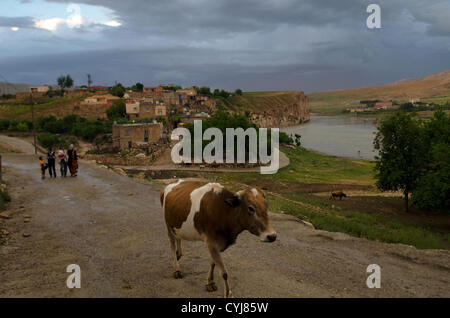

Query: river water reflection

[281,116,379,160]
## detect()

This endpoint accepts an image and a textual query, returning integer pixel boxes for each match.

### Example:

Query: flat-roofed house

[30,86,50,93]
[112,122,163,150]
[177,88,196,96]
[82,94,120,107]
[126,101,141,120]
[374,101,393,109]
[143,86,163,95]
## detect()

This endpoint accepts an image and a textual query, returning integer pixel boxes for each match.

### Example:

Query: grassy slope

[308,70,450,115]
[205,146,450,250]
[0,96,87,120]
[217,91,303,112]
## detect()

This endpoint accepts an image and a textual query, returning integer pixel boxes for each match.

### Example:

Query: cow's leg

[176,238,183,260]
[205,262,217,292]
[207,242,232,298]
[168,229,182,279]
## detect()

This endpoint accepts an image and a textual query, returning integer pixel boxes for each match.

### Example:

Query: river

[281,116,378,160]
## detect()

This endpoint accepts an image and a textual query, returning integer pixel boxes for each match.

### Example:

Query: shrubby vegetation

[109,83,126,98]
[106,100,126,120]
[184,111,295,162]
[374,109,450,213]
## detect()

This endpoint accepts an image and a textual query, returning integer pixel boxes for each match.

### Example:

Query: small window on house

[125,129,130,136]
[158,109,163,115]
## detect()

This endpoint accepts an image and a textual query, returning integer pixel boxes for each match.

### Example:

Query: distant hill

[0,82,30,95]
[308,70,450,114]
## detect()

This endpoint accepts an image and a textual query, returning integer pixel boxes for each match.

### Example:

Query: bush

[16,122,29,132]
[106,100,126,120]
[37,133,63,149]
[279,132,293,144]
[0,120,10,131]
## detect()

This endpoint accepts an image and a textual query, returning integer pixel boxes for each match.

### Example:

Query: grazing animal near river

[161,180,277,298]
[330,191,347,200]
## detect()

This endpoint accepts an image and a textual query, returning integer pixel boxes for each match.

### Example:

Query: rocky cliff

[218,91,310,128]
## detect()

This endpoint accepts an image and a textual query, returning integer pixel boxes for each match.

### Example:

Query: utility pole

[87,74,92,90]
[29,92,37,155]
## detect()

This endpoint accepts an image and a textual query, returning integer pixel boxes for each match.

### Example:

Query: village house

[126,101,141,120]
[30,86,50,93]
[177,88,196,96]
[82,94,120,107]
[143,86,163,95]
[112,122,163,151]
[125,101,167,120]
[374,101,393,109]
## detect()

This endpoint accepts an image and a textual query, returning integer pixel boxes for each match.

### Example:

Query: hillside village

[0,82,310,167]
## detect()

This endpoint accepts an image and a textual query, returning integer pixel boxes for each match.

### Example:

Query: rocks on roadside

[22,233,31,238]
[113,168,127,177]
[0,212,11,219]
[135,172,146,179]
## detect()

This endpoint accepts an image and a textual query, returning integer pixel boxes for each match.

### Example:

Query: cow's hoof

[225,291,234,298]
[205,282,218,292]
[176,251,182,260]
[173,271,183,279]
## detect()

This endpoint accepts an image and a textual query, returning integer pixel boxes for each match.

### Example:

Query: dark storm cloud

[0,16,35,28]
[2,0,449,91]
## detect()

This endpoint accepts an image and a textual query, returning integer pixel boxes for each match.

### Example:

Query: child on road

[57,147,67,177]
[39,156,47,179]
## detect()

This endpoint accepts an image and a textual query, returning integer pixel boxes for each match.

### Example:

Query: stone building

[112,122,163,151]
[30,86,50,93]
[125,102,167,120]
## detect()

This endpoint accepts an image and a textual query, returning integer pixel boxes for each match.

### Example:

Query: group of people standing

[40,144,78,179]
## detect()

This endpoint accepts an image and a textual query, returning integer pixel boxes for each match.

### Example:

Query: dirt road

[0,136,449,297]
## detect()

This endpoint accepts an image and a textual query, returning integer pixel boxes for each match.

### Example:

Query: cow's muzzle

[261,232,277,242]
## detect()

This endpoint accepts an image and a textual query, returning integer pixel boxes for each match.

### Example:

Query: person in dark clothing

[67,144,78,177]
[46,148,56,178]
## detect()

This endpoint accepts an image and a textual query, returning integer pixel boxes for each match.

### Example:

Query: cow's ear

[225,195,240,207]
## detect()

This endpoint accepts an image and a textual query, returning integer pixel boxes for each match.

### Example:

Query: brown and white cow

[160,179,277,298]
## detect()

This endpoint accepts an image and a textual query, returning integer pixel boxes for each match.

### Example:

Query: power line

[0,72,21,94]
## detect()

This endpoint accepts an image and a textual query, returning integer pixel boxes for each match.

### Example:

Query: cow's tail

[160,186,166,207]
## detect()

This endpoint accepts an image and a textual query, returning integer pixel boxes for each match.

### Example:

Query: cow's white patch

[251,188,258,197]
[163,179,184,212]
[175,183,223,241]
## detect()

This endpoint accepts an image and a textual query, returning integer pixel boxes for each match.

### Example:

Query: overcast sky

[0,0,449,93]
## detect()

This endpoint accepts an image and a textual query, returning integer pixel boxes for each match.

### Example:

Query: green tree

[198,86,212,96]
[412,110,450,212]
[235,89,243,95]
[374,112,425,212]
[399,102,414,112]
[109,83,126,97]
[57,75,74,93]
[106,100,126,120]
[132,82,144,92]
